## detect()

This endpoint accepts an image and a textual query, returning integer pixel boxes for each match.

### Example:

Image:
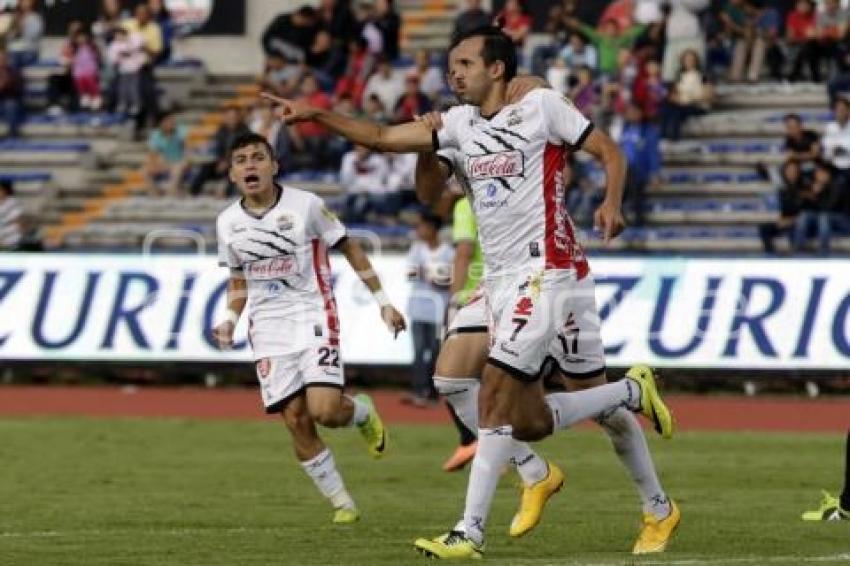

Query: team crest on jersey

[506,108,522,127]
[467,150,524,180]
[276,213,295,231]
[256,358,271,379]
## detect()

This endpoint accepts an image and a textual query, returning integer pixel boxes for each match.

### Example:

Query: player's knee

[309,404,345,427]
[512,412,553,442]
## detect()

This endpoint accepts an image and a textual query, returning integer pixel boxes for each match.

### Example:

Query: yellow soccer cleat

[414,530,484,560]
[626,365,674,439]
[355,393,387,458]
[802,491,849,521]
[509,461,565,537]
[332,506,360,524]
[633,500,681,554]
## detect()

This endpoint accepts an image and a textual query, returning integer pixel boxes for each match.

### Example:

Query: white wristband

[224,309,240,326]
[373,290,391,308]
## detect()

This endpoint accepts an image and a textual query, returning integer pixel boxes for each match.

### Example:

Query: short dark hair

[0,179,13,196]
[448,25,517,82]
[229,132,276,162]
[783,113,802,123]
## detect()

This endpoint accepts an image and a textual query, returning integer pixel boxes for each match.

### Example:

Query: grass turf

[0,417,847,565]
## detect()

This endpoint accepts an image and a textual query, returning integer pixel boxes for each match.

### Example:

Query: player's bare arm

[582,128,627,243]
[336,237,407,337]
[262,92,434,153]
[213,270,247,350]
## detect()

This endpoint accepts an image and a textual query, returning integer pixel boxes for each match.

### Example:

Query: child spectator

[570,65,599,119]
[494,0,532,47]
[144,110,190,197]
[108,27,146,115]
[72,29,102,111]
[633,59,666,120]
[661,49,712,140]
[619,103,661,226]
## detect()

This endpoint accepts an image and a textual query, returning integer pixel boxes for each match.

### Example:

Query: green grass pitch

[0,418,847,565]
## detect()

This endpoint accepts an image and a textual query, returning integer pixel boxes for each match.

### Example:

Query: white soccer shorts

[254,342,345,413]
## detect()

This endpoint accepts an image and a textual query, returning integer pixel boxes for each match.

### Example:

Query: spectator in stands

[339,144,392,223]
[565,14,646,78]
[190,105,249,198]
[317,0,357,79]
[364,56,405,115]
[814,0,848,80]
[72,29,102,111]
[752,2,784,82]
[354,1,384,58]
[6,0,43,68]
[822,97,850,189]
[405,211,454,407]
[263,6,322,65]
[531,0,575,77]
[93,0,127,47]
[633,59,667,121]
[250,101,294,174]
[759,160,806,254]
[661,49,712,140]
[0,180,22,250]
[787,0,818,82]
[454,0,491,38]
[722,0,760,83]
[291,72,335,169]
[0,48,24,139]
[144,110,190,197]
[792,160,844,254]
[394,73,432,124]
[375,0,401,62]
[148,0,173,65]
[783,113,821,171]
[570,65,599,119]
[363,93,390,124]
[333,37,372,107]
[46,20,82,116]
[494,0,532,47]
[261,53,302,99]
[108,26,145,116]
[124,4,163,135]
[558,32,599,73]
[663,0,709,83]
[410,49,446,101]
[619,102,661,227]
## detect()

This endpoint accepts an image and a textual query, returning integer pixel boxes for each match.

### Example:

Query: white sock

[300,448,355,510]
[346,395,370,427]
[546,379,639,431]
[462,425,514,545]
[596,408,671,519]
[434,376,548,486]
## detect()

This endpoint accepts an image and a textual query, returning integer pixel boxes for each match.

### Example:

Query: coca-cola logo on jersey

[467,150,524,180]
[246,256,297,279]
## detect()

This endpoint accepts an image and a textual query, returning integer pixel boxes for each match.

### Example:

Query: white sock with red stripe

[434,376,548,486]
[300,448,355,510]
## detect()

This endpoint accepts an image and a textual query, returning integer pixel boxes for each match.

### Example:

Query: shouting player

[262,26,677,559]
[213,132,406,524]
[416,110,677,550]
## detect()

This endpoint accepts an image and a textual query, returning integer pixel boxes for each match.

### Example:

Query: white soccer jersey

[436,89,591,279]
[216,185,346,359]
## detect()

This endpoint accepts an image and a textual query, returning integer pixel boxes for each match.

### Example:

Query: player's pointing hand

[381,305,407,339]
[261,92,319,124]
[593,200,626,244]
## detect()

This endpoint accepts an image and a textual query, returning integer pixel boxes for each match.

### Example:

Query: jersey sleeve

[216,214,241,269]
[307,194,347,247]
[538,89,594,149]
[452,197,477,243]
[435,105,467,150]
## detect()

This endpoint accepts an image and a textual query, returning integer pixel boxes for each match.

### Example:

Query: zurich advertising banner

[1,254,849,369]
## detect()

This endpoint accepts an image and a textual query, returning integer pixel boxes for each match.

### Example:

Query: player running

[416,109,677,550]
[213,132,406,525]
[262,26,676,559]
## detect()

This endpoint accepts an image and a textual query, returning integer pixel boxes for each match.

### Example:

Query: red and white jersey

[216,185,345,359]
[436,89,591,279]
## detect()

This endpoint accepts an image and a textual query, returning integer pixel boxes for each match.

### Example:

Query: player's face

[229,143,278,197]
[448,36,496,105]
